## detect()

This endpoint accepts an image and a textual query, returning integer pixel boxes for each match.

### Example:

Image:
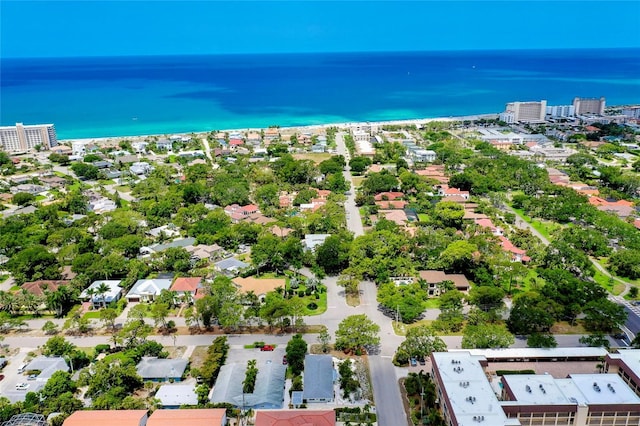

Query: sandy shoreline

[58,113,499,144]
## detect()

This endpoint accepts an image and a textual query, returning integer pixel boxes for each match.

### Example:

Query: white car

[15,383,30,391]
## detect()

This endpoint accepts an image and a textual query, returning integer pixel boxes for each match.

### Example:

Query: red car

[260,345,275,351]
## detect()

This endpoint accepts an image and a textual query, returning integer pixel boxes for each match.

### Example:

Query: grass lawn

[83,311,102,320]
[99,179,115,185]
[423,298,440,309]
[115,185,131,192]
[292,153,333,164]
[284,278,328,316]
[417,213,430,222]
[0,275,9,283]
[550,321,587,335]
[351,176,365,188]
[10,285,21,292]
[511,207,559,240]
[35,195,47,201]
[392,319,434,336]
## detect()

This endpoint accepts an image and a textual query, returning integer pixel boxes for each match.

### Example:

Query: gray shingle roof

[25,356,69,380]
[215,257,249,271]
[303,355,334,400]
[136,357,188,380]
[211,361,285,408]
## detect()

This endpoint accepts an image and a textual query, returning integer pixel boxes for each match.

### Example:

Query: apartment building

[500,101,547,123]
[431,350,640,426]
[0,123,58,153]
[573,97,606,115]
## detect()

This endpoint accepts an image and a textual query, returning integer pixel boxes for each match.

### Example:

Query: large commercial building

[0,123,58,153]
[500,101,547,123]
[573,97,606,115]
[431,350,640,426]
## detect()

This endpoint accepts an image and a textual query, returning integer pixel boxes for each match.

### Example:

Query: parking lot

[227,345,287,367]
[0,349,43,403]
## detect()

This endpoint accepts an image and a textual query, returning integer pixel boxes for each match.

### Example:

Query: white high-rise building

[546,105,575,118]
[501,100,547,123]
[573,97,606,115]
[0,123,58,154]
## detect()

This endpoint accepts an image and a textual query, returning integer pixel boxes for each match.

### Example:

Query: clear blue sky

[2,1,639,58]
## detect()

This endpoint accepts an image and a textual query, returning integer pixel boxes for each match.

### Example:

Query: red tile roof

[255,410,335,426]
[170,277,203,293]
[147,408,226,426]
[20,280,69,297]
[63,410,148,426]
[374,191,405,201]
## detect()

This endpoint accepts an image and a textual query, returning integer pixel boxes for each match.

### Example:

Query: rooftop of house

[303,355,335,401]
[232,276,286,296]
[255,410,335,426]
[63,410,148,426]
[20,280,70,297]
[155,384,198,407]
[170,277,203,293]
[136,357,188,380]
[147,409,227,426]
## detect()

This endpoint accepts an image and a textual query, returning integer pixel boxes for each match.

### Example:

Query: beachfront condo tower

[573,97,606,115]
[500,100,547,124]
[0,122,58,154]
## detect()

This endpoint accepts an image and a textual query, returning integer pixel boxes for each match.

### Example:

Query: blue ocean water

[1,49,639,139]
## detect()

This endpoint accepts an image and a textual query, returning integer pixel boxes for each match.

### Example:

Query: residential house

[130,162,154,175]
[303,234,331,251]
[374,191,404,201]
[224,204,260,222]
[156,139,173,151]
[255,410,335,426]
[588,196,636,219]
[40,176,67,188]
[264,128,280,142]
[438,185,470,200]
[92,160,112,169]
[25,356,69,381]
[20,280,69,297]
[136,357,188,382]
[10,183,48,195]
[270,225,294,238]
[117,154,140,164]
[499,236,530,262]
[418,270,470,296]
[125,279,172,303]
[214,257,250,276]
[211,360,286,409]
[80,280,122,309]
[474,218,503,236]
[147,409,227,426]
[186,244,225,263]
[140,237,197,256]
[146,224,181,239]
[379,209,409,226]
[170,277,203,301]
[154,384,198,408]
[303,355,335,403]
[232,277,286,300]
[88,197,117,214]
[63,410,148,426]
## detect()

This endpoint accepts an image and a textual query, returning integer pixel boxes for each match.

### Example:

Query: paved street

[335,131,409,426]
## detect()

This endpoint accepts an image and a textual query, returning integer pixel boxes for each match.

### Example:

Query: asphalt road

[335,131,409,426]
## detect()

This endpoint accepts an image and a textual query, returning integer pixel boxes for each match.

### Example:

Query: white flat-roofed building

[450,347,609,362]
[502,374,640,426]
[622,106,640,119]
[605,349,640,396]
[352,129,370,142]
[546,105,576,118]
[0,123,57,153]
[430,351,518,426]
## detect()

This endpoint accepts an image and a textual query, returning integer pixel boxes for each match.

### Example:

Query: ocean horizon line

[4,46,640,61]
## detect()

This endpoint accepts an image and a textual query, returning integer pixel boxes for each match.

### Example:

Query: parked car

[418,357,426,366]
[0,374,4,381]
[15,383,30,391]
[27,374,37,381]
[410,358,418,367]
[260,345,275,351]
[282,355,288,365]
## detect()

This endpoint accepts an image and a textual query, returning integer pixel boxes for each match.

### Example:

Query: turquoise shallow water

[1,49,639,139]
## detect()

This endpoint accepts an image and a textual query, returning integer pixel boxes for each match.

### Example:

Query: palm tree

[95,282,112,309]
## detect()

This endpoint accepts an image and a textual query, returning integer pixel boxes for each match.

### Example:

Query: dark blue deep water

[1,49,639,139]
